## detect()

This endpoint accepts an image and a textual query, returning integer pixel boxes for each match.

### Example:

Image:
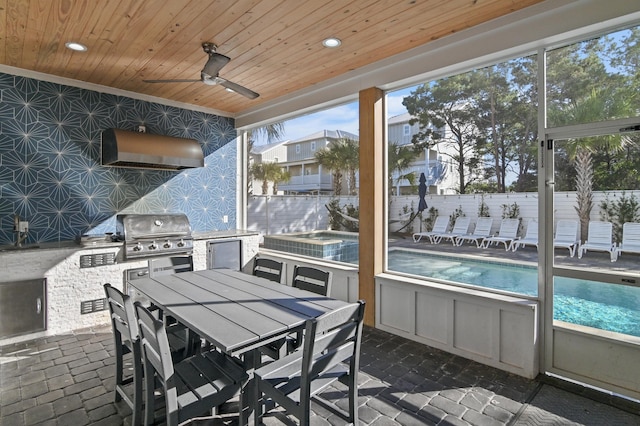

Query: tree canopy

[401,25,639,195]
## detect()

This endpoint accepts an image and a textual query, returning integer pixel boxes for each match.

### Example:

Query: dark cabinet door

[0,279,46,338]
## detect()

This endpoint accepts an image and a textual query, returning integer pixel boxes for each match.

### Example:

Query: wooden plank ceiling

[0,0,544,116]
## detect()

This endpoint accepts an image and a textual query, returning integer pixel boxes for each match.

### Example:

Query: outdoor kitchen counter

[0,229,261,281]
[0,230,261,345]
[0,240,125,281]
[192,229,259,240]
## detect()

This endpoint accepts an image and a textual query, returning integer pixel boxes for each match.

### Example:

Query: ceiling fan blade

[143,78,201,83]
[202,52,231,77]
[217,77,260,99]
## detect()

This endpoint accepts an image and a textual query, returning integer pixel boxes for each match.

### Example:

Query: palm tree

[314,138,359,196]
[250,161,289,195]
[388,141,420,196]
[272,168,291,194]
[246,123,285,194]
[550,88,632,240]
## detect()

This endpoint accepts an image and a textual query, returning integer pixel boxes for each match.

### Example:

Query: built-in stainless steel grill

[116,213,193,259]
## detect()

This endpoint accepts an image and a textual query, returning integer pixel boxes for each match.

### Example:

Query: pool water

[388,250,640,338]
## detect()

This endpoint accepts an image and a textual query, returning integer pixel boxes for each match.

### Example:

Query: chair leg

[343,372,358,425]
[114,341,124,402]
[143,360,155,426]
[131,344,143,426]
[253,378,262,426]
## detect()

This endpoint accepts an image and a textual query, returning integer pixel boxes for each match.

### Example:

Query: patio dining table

[129,268,349,424]
[128,267,347,359]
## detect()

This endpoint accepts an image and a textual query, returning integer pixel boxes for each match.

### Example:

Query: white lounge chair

[615,222,640,259]
[553,220,580,257]
[412,216,449,243]
[512,219,538,251]
[577,221,617,262]
[455,217,494,248]
[434,216,471,245]
[481,218,520,250]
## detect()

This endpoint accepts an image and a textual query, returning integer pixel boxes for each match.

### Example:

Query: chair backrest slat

[473,218,493,236]
[105,284,139,342]
[135,302,174,382]
[149,255,193,278]
[451,217,470,234]
[432,216,449,233]
[253,257,283,283]
[498,219,520,238]
[300,301,365,388]
[588,221,612,243]
[524,219,538,239]
[292,265,332,296]
[555,220,578,242]
[622,222,640,246]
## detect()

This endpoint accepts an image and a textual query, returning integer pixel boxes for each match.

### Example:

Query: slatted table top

[130,268,347,356]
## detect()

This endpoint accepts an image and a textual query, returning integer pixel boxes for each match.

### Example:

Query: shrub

[599,192,640,243]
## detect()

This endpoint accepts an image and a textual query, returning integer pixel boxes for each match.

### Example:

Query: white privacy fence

[247,191,640,238]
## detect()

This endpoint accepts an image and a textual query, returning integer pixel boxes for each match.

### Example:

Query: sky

[253,86,416,145]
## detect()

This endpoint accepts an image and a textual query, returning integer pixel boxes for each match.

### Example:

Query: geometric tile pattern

[0,72,237,245]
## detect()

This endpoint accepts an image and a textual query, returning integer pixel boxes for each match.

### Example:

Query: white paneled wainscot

[376,274,538,378]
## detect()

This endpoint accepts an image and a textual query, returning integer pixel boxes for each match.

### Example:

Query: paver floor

[2,325,639,425]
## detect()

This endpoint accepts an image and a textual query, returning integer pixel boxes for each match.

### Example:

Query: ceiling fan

[143,42,259,99]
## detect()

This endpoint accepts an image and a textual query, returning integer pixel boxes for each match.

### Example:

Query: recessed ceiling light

[322,37,341,48]
[65,41,87,52]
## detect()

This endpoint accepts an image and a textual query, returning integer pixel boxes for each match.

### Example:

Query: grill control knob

[133,242,142,251]
[177,239,185,248]
[163,240,172,249]
[149,241,158,250]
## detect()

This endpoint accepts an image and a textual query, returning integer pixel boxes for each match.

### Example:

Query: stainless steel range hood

[101,128,204,170]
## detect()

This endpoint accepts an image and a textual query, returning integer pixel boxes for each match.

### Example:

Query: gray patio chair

[148,255,194,277]
[292,265,333,296]
[252,256,283,283]
[134,302,249,426]
[147,255,200,355]
[104,283,198,426]
[253,300,366,426]
[260,265,333,361]
[104,284,143,426]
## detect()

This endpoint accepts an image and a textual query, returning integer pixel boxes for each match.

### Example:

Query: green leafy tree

[471,58,538,192]
[403,74,484,194]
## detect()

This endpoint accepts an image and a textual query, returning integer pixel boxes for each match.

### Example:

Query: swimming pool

[388,249,640,338]
[263,233,640,337]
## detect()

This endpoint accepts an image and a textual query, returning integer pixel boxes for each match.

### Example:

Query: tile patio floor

[2,324,639,426]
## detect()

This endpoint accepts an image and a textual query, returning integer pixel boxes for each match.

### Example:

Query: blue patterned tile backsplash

[0,72,237,245]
